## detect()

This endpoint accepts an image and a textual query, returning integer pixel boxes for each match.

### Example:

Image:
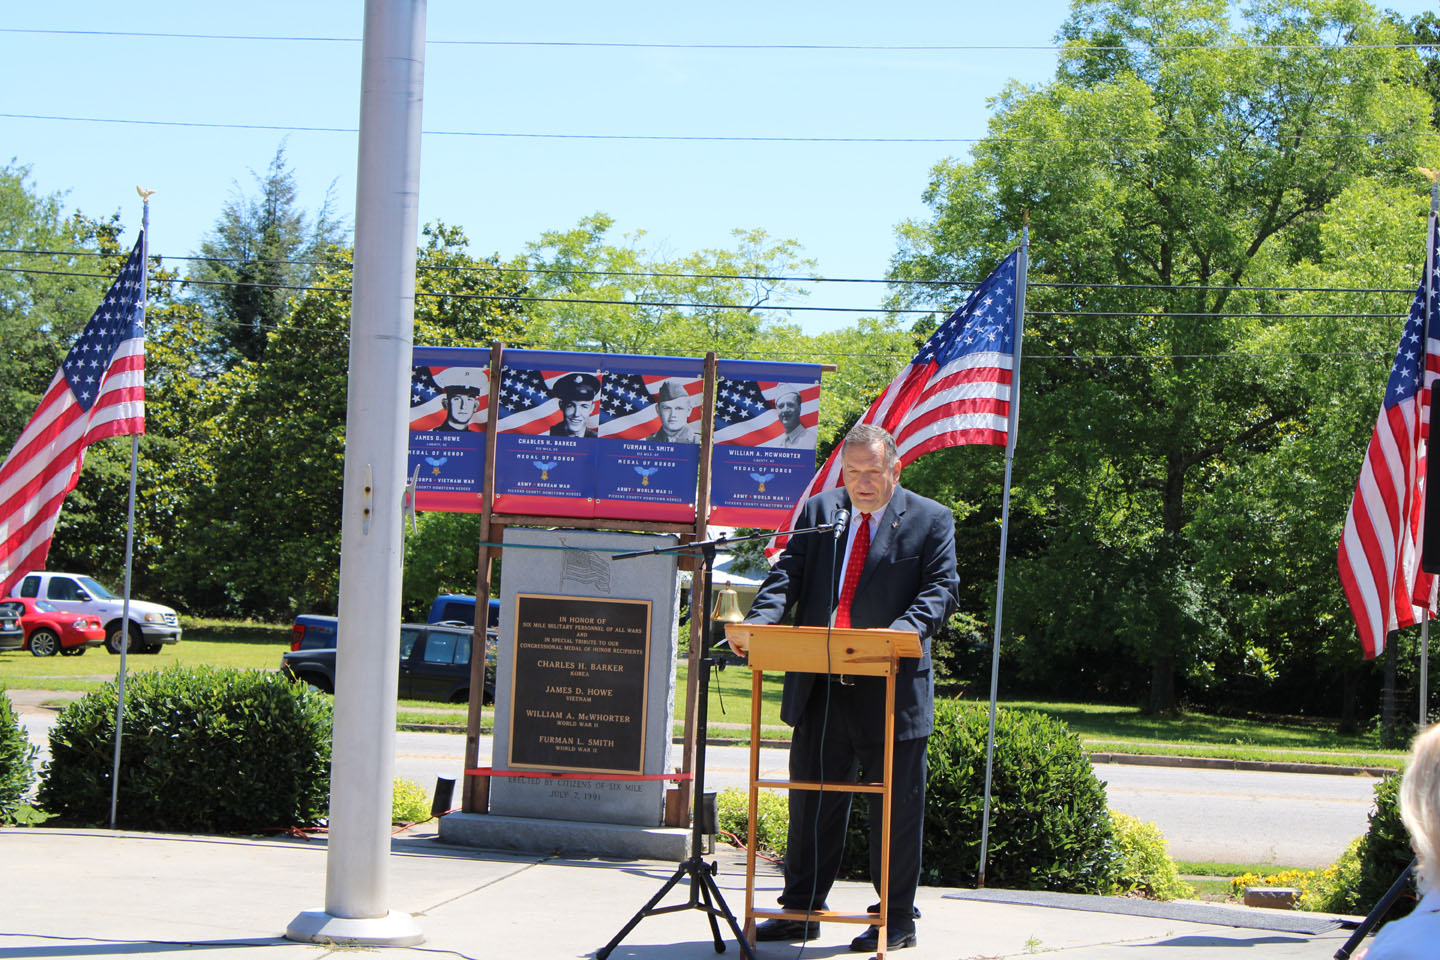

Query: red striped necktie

[834,513,871,629]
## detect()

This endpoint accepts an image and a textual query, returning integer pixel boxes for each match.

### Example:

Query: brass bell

[710,586,744,623]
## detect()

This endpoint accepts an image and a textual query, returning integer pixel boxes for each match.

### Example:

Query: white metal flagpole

[1424,177,1438,730]
[286,0,426,947]
[108,193,149,830]
[977,223,1029,888]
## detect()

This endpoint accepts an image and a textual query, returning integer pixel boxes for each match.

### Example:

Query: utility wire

[0,247,1421,296]
[1,27,1434,52]
[0,112,1427,145]
[0,265,1414,319]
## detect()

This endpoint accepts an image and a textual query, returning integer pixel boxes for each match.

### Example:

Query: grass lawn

[0,622,1409,769]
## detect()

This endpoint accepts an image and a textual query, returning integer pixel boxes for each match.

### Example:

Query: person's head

[655,380,693,434]
[841,423,901,515]
[773,385,804,432]
[439,368,485,428]
[443,387,481,426]
[1401,724,1440,892]
[550,373,601,435]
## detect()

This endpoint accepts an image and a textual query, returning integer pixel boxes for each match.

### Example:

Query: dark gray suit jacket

[745,485,959,740]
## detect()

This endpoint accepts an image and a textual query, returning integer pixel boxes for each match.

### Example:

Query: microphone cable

[797,504,848,957]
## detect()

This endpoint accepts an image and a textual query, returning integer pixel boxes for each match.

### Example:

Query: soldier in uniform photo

[773,383,817,449]
[434,367,485,432]
[549,372,601,438]
[648,379,699,443]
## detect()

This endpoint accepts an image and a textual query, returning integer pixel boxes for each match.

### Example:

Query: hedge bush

[1349,773,1417,924]
[1109,811,1193,900]
[392,777,431,825]
[0,692,37,824]
[843,699,1118,891]
[716,787,790,856]
[38,667,332,832]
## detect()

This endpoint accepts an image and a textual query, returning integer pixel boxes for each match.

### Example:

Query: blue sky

[1,1,1433,334]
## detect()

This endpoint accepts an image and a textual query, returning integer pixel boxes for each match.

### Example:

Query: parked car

[0,601,23,651]
[10,571,181,654]
[280,623,496,704]
[290,614,337,651]
[0,597,106,656]
[427,594,501,629]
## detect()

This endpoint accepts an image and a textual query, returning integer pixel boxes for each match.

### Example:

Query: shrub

[392,777,431,825]
[39,666,332,832]
[1351,773,1417,924]
[1310,837,1365,912]
[0,692,37,824]
[1109,811,1193,901]
[843,699,1118,892]
[716,787,789,856]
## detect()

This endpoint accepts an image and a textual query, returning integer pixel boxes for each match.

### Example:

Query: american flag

[714,379,820,446]
[767,248,1021,557]
[1339,219,1440,659]
[496,367,567,434]
[600,373,702,439]
[0,234,147,595]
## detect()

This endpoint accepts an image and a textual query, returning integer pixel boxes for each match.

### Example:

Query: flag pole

[977,219,1029,887]
[1424,177,1438,731]
[109,192,150,830]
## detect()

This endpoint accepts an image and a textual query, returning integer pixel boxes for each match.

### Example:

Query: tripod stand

[597,536,754,959]
[597,525,832,959]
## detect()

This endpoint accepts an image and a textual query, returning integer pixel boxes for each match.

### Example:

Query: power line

[0,247,1420,296]
[0,112,1427,145]
[0,264,1416,323]
[1,27,1433,53]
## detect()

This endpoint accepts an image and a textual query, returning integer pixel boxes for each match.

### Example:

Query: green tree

[889,0,1438,713]
[0,165,123,448]
[523,213,814,358]
[177,226,528,617]
[187,144,346,367]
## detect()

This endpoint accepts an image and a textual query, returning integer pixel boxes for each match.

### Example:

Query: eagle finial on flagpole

[136,186,155,201]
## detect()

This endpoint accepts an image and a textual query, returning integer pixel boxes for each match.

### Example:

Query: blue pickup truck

[288,595,499,651]
[283,594,501,703]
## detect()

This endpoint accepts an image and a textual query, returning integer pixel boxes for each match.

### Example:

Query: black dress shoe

[755,918,819,941]
[849,925,917,952]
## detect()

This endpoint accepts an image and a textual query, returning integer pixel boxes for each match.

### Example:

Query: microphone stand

[596,523,837,960]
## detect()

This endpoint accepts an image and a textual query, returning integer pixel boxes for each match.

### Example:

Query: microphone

[832,507,850,541]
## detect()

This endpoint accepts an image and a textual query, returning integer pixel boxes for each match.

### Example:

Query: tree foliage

[187,144,346,367]
[890,0,1440,713]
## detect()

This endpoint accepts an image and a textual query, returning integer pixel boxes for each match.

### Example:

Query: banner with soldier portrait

[708,359,823,527]
[493,350,603,518]
[595,354,704,521]
[408,346,823,528]
[407,346,489,512]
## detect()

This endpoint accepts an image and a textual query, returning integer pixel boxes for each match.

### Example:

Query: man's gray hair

[843,423,899,466]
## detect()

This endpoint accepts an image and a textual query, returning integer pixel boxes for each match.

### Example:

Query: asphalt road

[16,700,1380,869]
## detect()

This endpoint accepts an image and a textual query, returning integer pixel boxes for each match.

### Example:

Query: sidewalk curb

[393,727,1397,777]
[1086,751,1393,778]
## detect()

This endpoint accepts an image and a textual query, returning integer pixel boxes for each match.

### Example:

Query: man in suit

[731,423,958,953]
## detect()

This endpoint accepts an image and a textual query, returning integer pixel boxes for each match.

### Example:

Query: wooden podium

[724,623,923,960]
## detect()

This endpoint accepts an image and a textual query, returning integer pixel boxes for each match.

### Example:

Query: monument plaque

[509,594,651,774]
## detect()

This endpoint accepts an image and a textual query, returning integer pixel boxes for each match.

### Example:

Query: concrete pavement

[0,824,1366,960]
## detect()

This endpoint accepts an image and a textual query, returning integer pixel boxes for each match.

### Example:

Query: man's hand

[727,624,750,657]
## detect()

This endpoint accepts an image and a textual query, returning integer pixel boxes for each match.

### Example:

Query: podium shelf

[750,907,876,927]
[755,778,886,794]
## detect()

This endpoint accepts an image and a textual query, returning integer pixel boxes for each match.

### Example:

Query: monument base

[440,811,704,861]
[285,909,424,946]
